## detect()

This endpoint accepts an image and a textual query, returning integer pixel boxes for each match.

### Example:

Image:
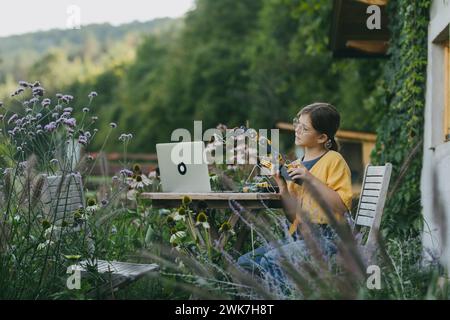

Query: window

[444,40,450,142]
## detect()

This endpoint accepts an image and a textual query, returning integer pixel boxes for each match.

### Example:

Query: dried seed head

[182,196,191,206]
[197,211,207,223]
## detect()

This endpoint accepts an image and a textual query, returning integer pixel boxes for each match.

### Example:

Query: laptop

[156,141,212,193]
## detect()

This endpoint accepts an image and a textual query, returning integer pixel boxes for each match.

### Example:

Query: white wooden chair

[41,174,159,296]
[352,163,393,262]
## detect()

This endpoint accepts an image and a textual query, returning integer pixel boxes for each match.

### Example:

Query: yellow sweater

[287,150,353,235]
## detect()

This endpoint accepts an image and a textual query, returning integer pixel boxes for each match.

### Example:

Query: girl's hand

[272,165,288,194]
[287,163,313,184]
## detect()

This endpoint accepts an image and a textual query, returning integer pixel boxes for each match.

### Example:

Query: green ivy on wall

[370,0,432,239]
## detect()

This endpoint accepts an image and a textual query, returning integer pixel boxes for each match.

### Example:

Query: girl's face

[294,113,328,148]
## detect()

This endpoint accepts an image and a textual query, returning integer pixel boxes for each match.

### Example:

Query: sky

[0,0,196,37]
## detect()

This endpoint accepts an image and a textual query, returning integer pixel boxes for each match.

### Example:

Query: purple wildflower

[63,107,73,113]
[78,135,88,145]
[88,91,98,99]
[82,107,89,113]
[32,87,44,97]
[44,122,57,132]
[32,81,41,88]
[110,122,117,129]
[120,169,133,177]
[19,81,29,88]
[63,118,76,128]
[56,93,63,99]
[29,97,39,104]
[11,88,24,97]
[91,116,98,122]
[0,101,3,107]
[42,98,51,107]
[62,95,73,103]
[7,114,18,125]
[119,133,133,142]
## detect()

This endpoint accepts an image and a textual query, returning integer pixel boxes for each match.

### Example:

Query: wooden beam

[277,122,295,131]
[362,141,376,167]
[337,130,377,143]
[331,0,390,58]
[355,0,388,5]
[346,40,389,54]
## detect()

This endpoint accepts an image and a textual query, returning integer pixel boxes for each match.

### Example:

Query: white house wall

[421,0,450,268]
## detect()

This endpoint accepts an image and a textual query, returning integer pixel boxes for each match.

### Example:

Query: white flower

[170,231,186,244]
[195,221,210,229]
[141,174,152,184]
[128,174,152,189]
[158,209,171,215]
[127,189,137,201]
[173,211,186,222]
[195,212,209,229]
[44,226,62,239]
[86,204,99,213]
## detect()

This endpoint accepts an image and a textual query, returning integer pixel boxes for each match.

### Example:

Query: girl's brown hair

[298,102,340,151]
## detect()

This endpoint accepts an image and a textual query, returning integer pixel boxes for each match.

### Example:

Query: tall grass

[134,135,449,300]
[0,81,149,299]
[1,84,448,299]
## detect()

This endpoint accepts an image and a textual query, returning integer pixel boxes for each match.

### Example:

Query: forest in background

[0,0,384,153]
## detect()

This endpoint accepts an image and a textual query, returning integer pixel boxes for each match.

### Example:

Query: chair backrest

[41,174,85,226]
[354,163,392,246]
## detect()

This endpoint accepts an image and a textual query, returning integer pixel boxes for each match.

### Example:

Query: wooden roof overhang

[330,0,390,58]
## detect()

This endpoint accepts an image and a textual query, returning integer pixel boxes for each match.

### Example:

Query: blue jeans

[237,238,293,274]
[237,225,337,288]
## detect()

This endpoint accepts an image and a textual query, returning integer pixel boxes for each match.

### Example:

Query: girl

[238,102,353,282]
[276,102,353,235]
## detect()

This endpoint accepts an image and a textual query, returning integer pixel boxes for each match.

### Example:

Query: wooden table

[139,192,282,209]
[140,192,283,251]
